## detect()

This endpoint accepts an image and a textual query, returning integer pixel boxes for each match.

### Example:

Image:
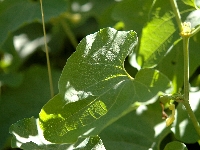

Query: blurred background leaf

[0,66,60,149]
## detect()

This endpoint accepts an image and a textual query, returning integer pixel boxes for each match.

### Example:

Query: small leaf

[39,27,171,143]
[164,141,188,150]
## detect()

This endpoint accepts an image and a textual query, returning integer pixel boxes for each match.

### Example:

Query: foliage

[0,0,200,149]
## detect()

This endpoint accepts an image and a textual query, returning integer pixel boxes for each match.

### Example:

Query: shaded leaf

[112,0,152,32]
[0,72,23,87]
[100,102,171,150]
[0,0,67,47]
[39,27,170,143]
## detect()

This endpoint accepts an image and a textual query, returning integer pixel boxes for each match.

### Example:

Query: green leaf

[164,141,188,150]
[0,72,23,87]
[136,0,179,68]
[0,0,67,47]
[39,27,171,143]
[100,102,171,150]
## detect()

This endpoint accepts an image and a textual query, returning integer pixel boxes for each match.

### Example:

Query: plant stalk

[40,0,54,98]
[182,36,200,137]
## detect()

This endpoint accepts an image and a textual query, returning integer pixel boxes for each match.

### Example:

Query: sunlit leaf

[39,27,170,143]
[136,0,179,68]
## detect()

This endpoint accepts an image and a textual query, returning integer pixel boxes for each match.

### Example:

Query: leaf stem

[170,0,182,31]
[40,0,54,98]
[182,35,200,137]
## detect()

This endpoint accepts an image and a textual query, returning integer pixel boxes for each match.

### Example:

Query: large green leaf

[39,27,170,143]
[0,0,67,47]
[136,0,179,68]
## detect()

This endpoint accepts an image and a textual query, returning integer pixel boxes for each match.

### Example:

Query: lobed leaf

[39,27,170,143]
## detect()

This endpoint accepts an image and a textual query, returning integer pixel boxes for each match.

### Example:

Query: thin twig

[40,0,54,98]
